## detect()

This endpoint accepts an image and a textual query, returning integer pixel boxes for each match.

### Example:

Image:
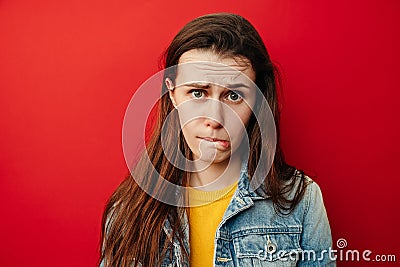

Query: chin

[197,153,230,164]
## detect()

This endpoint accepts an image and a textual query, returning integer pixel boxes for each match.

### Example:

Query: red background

[1,0,399,266]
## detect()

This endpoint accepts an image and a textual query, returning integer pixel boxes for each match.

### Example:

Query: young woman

[99,13,335,267]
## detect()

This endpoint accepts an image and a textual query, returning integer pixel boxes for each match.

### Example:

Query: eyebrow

[179,82,251,90]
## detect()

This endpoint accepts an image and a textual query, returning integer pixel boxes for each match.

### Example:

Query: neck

[189,154,243,191]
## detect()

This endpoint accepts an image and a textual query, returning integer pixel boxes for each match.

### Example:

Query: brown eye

[227,91,243,102]
[191,90,205,98]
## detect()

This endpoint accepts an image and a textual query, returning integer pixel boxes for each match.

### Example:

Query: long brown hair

[99,13,309,267]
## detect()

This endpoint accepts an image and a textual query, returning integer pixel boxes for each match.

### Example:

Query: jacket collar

[237,160,270,200]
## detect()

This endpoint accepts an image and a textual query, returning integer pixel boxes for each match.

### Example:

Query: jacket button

[266,235,277,254]
[267,242,277,254]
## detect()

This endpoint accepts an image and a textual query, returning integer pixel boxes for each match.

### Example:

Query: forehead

[175,49,256,87]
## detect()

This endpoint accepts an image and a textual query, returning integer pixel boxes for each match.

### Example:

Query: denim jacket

[160,165,335,267]
[101,165,335,267]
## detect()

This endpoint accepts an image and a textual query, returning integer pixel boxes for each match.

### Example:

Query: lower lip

[199,138,230,149]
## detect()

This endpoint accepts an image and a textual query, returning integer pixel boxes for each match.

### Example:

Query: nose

[204,100,224,129]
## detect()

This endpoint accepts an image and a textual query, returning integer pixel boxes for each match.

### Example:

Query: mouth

[198,136,231,149]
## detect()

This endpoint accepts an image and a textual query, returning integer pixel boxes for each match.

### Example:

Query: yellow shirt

[188,181,238,267]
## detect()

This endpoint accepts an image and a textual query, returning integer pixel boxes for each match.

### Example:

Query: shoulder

[282,169,313,200]
[294,172,330,230]
[284,170,327,215]
[299,173,326,213]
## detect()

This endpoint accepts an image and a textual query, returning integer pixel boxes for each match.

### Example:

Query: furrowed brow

[180,83,210,89]
[225,83,251,90]
[178,82,251,90]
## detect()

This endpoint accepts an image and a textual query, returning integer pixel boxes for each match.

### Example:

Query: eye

[227,91,243,103]
[190,89,205,99]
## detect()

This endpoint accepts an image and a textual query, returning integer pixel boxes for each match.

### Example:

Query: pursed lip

[197,136,231,149]
[198,136,228,142]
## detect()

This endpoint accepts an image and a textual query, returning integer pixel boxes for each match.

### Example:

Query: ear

[165,78,177,108]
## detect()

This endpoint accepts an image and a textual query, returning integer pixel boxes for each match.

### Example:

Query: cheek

[240,108,253,127]
[226,108,252,142]
[180,121,197,141]
[228,107,252,130]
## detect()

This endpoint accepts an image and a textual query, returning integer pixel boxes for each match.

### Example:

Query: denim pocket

[232,226,302,267]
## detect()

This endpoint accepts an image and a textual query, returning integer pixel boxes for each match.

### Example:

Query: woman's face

[168,49,256,164]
